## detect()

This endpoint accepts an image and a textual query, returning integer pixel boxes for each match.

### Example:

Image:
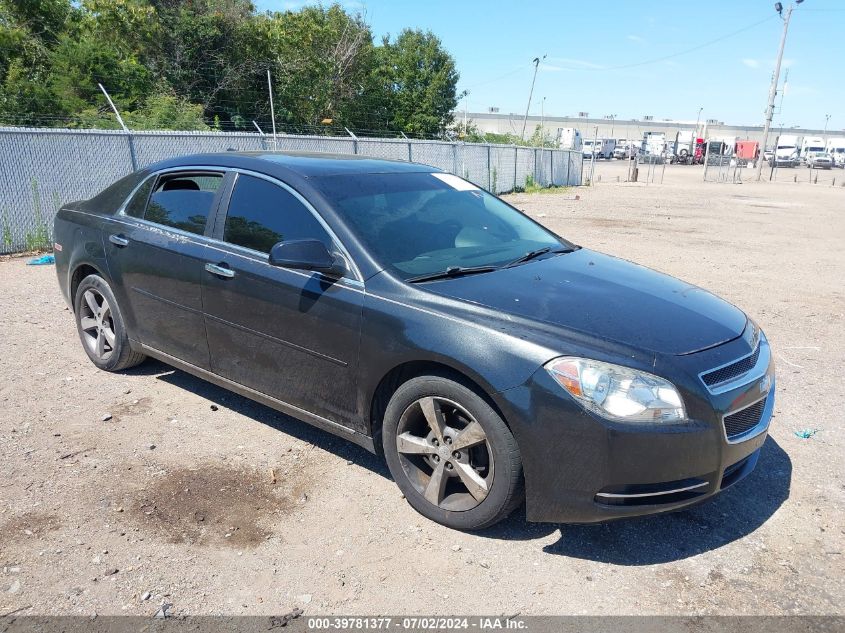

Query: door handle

[109,234,129,247]
[205,262,235,279]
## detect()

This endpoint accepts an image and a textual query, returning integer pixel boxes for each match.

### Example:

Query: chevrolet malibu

[53,152,775,530]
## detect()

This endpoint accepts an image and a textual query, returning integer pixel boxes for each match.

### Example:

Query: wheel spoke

[423,462,448,506]
[102,326,116,347]
[454,462,489,503]
[419,397,446,443]
[452,420,486,451]
[397,432,434,455]
[99,299,111,321]
[95,331,105,357]
[80,316,98,332]
[83,290,99,315]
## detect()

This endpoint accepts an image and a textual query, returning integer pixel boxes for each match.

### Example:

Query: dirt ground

[1,161,843,617]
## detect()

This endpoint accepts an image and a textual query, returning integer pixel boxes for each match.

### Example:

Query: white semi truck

[641,132,665,156]
[826,137,845,168]
[800,136,826,164]
[773,134,801,167]
[556,128,583,151]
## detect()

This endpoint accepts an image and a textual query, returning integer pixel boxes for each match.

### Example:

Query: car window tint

[124,177,154,218]
[223,174,331,253]
[145,173,222,235]
[314,172,565,279]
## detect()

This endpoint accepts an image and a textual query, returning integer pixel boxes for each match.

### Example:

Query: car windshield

[314,172,566,280]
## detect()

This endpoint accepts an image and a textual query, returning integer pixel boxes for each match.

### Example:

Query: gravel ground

[1,162,843,617]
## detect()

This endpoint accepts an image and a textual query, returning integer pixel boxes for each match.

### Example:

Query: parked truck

[735,140,759,166]
[800,136,826,164]
[826,137,845,168]
[773,134,801,167]
[556,127,583,151]
[641,132,665,156]
[674,130,704,164]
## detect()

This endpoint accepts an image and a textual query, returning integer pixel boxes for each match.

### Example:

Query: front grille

[723,398,766,440]
[702,345,760,387]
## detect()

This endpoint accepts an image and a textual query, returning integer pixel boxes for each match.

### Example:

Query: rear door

[103,169,227,369]
[201,172,365,430]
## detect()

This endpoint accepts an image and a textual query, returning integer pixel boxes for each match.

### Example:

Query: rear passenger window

[223,174,332,253]
[144,173,223,235]
[124,177,154,218]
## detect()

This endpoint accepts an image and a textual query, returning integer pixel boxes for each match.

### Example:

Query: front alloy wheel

[383,375,523,530]
[396,396,493,511]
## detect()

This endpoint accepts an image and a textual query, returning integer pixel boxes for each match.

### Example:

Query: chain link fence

[0,127,582,255]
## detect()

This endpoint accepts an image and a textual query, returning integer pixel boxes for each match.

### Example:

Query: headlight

[545,357,686,423]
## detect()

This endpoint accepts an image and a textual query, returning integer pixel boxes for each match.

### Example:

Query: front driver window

[222,174,332,254]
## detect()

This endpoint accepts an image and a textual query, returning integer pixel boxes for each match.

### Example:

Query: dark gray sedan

[53,152,775,530]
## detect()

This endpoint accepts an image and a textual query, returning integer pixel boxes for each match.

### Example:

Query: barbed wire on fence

[0,127,583,255]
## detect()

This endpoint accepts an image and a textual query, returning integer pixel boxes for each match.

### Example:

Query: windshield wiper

[406,265,498,283]
[504,246,574,268]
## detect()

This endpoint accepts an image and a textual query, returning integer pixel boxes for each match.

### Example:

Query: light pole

[607,114,616,138]
[521,55,545,141]
[824,114,831,137]
[694,107,703,137]
[756,1,804,181]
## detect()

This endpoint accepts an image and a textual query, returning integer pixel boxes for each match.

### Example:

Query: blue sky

[256,1,845,130]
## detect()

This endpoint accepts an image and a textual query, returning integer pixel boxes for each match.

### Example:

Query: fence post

[534,148,539,186]
[408,141,412,162]
[550,149,554,186]
[126,133,139,171]
[513,146,518,191]
[487,144,492,192]
[452,143,458,175]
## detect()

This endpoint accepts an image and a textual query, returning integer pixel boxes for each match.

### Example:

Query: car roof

[150,151,440,179]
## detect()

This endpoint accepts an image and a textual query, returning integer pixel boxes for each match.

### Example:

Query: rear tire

[74,274,146,372]
[383,375,523,530]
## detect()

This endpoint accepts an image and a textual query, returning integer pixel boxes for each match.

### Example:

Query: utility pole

[824,114,831,137]
[521,55,545,141]
[756,1,803,182]
[694,107,703,137]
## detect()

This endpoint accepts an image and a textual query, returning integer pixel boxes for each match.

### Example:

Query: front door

[201,173,364,430]
[103,170,226,369]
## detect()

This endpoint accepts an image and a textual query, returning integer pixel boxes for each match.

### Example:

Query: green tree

[252,4,374,128]
[370,29,463,137]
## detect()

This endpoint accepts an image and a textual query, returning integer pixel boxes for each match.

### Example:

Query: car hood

[423,249,747,356]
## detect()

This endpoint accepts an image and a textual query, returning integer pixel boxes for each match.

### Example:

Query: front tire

[74,274,146,371]
[383,375,523,530]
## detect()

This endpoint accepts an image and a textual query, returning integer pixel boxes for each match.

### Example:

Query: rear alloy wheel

[74,274,146,371]
[79,288,116,361]
[383,375,523,530]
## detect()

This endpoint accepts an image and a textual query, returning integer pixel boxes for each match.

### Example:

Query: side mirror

[268,239,345,278]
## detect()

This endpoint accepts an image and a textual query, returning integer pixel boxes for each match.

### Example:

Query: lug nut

[432,455,440,462]
[445,437,452,444]
[432,439,439,447]
[445,461,453,470]
[453,451,461,460]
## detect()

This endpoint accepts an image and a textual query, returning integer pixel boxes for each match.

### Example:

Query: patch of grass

[24,178,51,252]
[526,184,571,195]
[2,209,12,249]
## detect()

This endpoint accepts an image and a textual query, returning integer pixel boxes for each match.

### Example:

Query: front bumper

[496,332,775,524]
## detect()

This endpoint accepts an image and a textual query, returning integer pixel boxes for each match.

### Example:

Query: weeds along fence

[0,127,583,255]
